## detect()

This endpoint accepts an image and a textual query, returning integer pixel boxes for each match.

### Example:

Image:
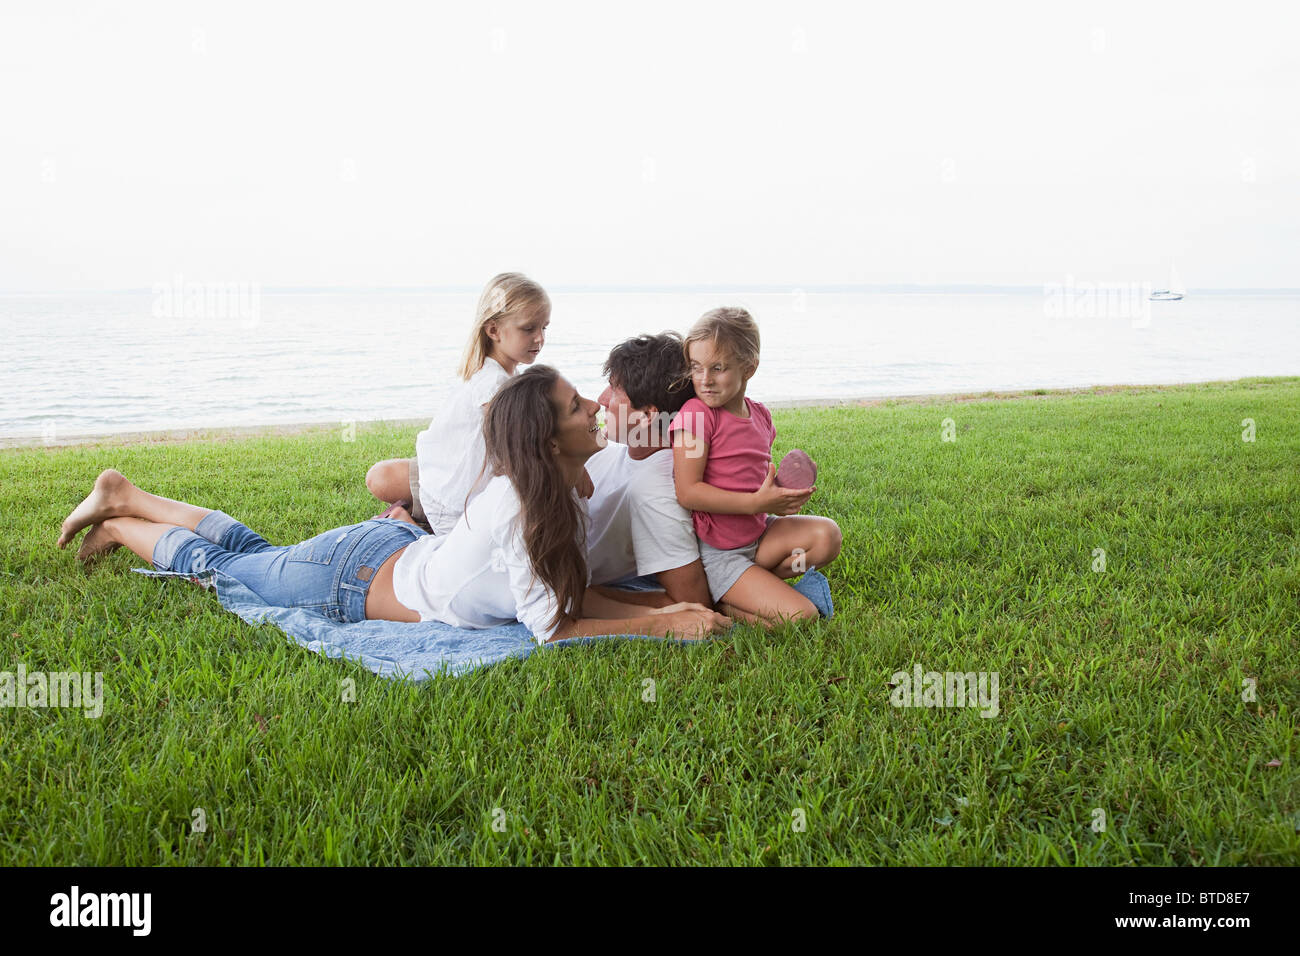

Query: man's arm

[655,559,713,608]
[548,604,730,642]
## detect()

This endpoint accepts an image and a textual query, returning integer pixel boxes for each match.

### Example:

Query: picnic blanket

[131,566,834,681]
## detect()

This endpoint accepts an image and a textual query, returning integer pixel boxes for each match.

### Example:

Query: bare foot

[76,522,121,564]
[58,469,133,549]
[373,502,416,525]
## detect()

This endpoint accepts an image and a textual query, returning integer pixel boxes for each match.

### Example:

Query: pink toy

[775,449,817,489]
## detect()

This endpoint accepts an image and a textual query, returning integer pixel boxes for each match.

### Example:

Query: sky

[1,1,1297,292]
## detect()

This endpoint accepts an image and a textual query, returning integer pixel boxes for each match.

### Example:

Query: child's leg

[755,515,843,578]
[365,458,415,505]
[718,565,818,624]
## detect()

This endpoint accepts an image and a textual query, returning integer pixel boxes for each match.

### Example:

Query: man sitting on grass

[585,332,713,608]
[586,331,836,623]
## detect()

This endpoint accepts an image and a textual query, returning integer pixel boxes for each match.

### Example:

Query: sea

[1,289,1296,442]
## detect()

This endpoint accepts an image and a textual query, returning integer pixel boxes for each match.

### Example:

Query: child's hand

[577,466,595,499]
[753,462,813,515]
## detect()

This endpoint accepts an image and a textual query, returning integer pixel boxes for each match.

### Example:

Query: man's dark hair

[602,332,691,414]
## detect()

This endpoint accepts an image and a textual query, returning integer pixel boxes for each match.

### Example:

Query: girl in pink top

[668,307,843,625]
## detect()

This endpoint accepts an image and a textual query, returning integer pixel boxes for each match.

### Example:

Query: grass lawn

[2,377,1297,865]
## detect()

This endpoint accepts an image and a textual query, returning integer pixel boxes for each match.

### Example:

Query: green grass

[2,377,1298,865]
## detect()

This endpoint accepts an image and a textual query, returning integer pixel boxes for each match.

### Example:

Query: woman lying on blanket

[56,366,733,644]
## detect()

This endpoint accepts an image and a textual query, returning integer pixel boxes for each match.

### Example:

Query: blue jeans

[152,512,428,623]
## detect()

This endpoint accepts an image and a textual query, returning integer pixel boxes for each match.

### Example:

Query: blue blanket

[131,566,834,681]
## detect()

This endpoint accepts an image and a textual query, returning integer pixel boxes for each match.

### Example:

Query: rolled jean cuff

[152,526,207,572]
[195,510,241,546]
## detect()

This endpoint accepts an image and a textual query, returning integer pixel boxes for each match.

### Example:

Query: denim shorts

[152,511,428,623]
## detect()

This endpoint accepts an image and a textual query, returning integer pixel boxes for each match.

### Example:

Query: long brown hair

[481,365,587,632]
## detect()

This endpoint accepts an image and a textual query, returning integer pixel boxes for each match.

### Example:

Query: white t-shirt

[583,443,639,585]
[413,358,512,535]
[391,474,589,643]
[626,446,700,576]
[584,443,700,583]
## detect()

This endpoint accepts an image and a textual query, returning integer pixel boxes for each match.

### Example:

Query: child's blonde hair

[458,273,551,380]
[682,306,761,376]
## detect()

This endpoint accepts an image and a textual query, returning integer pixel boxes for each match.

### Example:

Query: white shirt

[583,443,639,585]
[585,443,700,583]
[626,446,700,576]
[392,474,589,643]
[413,358,512,535]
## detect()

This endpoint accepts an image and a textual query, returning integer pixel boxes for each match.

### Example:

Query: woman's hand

[658,605,732,640]
[751,462,814,516]
[548,604,732,643]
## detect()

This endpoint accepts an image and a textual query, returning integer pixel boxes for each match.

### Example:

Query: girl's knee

[812,518,842,563]
[367,459,414,503]
[826,520,843,558]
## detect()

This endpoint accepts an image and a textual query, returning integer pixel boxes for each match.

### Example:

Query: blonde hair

[682,306,761,375]
[458,273,551,380]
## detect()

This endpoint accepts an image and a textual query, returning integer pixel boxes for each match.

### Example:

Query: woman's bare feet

[76,522,121,564]
[58,469,134,549]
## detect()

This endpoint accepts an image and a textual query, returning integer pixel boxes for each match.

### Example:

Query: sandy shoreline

[5,376,1294,451]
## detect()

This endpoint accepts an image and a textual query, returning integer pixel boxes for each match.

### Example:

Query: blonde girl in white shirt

[365,272,551,534]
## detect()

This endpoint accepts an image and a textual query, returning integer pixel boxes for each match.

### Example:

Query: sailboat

[1150,264,1185,301]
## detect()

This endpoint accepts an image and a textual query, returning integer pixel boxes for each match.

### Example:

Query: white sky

[1,1,1296,291]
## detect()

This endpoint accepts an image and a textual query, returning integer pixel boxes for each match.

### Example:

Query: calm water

[1,290,1297,440]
